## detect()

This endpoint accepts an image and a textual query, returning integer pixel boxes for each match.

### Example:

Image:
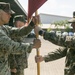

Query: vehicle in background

[62,32,68,37]
[74,32,75,36]
[49,30,55,33]
[68,32,74,36]
[56,31,62,36]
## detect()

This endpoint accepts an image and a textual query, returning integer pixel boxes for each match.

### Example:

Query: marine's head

[68,11,75,31]
[68,11,75,23]
[0,2,14,25]
[0,2,14,14]
[13,15,27,28]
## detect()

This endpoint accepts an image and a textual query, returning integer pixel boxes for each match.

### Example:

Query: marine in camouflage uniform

[8,15,34,75]
[0,20,33,75]
[35,11,75,75]
[0,2,41,75]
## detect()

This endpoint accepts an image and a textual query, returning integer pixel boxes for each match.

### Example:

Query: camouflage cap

[0,2,15,14]
[68,11,75,23]
[13,15,27,23]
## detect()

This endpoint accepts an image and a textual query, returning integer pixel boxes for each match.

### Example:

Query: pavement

[24,36,65,75]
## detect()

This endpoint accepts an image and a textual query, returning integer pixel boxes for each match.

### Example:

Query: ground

[24,36,65,75]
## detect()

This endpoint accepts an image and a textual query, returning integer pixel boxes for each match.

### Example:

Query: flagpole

[35,11,40,75]
[28,0,47,75]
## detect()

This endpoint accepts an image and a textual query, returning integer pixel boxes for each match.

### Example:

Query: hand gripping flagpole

[35,11,40,75]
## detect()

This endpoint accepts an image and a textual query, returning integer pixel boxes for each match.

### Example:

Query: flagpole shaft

[35,11,40,75]
[36,49,40,75]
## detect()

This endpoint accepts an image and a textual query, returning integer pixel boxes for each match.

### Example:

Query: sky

[18,0,75,17]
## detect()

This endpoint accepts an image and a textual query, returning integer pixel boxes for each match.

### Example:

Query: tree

[52,20,70,31]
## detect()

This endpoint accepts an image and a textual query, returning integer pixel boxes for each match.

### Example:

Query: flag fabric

[28,0,47,19]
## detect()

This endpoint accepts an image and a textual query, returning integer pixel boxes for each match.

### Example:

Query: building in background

[39,13,72,24]
[33,13,72,31]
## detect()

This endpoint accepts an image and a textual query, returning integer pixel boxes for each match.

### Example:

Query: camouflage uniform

[8,15,34,75]
[8,36,33,75]
[39,31,75,75]
[0,23,34,75]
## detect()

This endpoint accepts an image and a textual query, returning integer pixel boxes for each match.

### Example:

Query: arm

[0,30,41,54]
[0,31,30,54]
[44,47,67,62]
[40,30,75,48]
[35,47,67,62]
[34,26,67,46]
[43,31,66,46]
[5,21,35,38]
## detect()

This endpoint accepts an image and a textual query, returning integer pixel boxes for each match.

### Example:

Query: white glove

[34,26,42,36]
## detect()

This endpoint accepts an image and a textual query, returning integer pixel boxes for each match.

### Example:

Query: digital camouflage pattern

[8,14,34,75]
[43,31,75,75]
[8,35,33,75]
[0,25,33,75]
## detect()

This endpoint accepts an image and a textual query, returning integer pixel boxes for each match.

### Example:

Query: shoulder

[2,25,12,29]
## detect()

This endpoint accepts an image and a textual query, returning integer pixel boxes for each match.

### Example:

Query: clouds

[19,0,75,17]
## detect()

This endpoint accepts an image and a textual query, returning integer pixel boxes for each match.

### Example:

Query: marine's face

[16,21,25,28]
[0,10,11,24]
[71,22,75,32]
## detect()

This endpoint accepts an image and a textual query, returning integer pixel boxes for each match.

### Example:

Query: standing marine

[0,2,41,75]
[9,15,35,75]
[35,11,75,75]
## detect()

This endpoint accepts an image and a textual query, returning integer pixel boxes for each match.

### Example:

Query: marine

[0,2,41,75]
[8,15,34,75]
[35,11,75,75]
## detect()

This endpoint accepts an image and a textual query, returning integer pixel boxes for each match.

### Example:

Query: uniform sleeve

[0,31,33,54]
[43,32,66,46]
[9,25,33,38]
[44,47,67,62]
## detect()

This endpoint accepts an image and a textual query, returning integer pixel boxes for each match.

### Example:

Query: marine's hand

[34,26,42,36]
[11,68,17,73]
[33,39,41,48]
[29,19,35,28]
[35,55,44,63]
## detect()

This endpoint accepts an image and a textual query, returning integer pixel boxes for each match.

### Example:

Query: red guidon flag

[28,0,47,19]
